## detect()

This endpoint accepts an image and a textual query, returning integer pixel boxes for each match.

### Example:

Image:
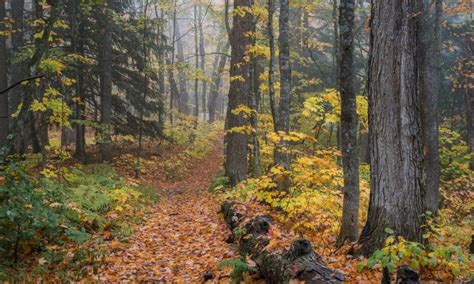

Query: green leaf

[367,258,377,269]
[409,259,419,270]
[386,262,397,271]
[356,261,365,273]
[384,227,394,234]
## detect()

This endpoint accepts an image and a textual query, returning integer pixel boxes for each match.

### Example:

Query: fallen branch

[220,201,345,283]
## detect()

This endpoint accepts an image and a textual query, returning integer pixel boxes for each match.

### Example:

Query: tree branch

[0,75,45,95]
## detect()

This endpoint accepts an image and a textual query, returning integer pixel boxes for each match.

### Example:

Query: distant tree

[359,0,425,255]
[175,20,190,114]
[208,41,229,123]
[198,4,207,117]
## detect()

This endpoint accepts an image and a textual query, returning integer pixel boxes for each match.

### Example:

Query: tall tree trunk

[332,0,339,88]
[9,0,25,115]
[358,0,425,256]
[9,0,26,154]
[250,58,261,177]
[419,0,442,213]
[267,0,278,132]
[135,0,150,178]
[0,0,8,151]
[193,4,199,118]
[72,0,86,161]
[175,22,189,114]
[167,57,180,123]
[99,2,113,162]
[276,0,291,169]
[199,4,207,118]
[337,0,360,247]
[208,42,229,123]
[224,0,254,186]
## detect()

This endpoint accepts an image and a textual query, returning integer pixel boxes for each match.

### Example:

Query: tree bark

[99,1,113,162]
[267,0,278,132]
[337,0,360,247]
[419,0,441,213]
[0,0,8,151]
[359,0,425,256]
[220,201,345,283]
[224,0,254,186]
[276,0,292,169]
[9,0,25,116]
[72,0,86,161]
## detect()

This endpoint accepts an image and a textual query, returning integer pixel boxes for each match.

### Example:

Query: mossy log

[220,201,345,283]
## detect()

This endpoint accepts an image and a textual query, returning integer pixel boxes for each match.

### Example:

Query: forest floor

[98,140,236,282]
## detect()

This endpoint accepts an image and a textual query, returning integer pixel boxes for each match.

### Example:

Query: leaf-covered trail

[99,142,235,282]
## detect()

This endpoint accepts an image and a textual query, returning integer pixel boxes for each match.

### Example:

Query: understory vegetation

[0,0,472,282]
[211,101,473,281]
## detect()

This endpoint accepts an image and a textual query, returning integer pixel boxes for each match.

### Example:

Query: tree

[208,42,229,123]
[224,0,254,186]
[99,1,113,162]
[198,4,207,118]
[267,0,277,132]
[358,0,425,255]
[0,0,8,151]
[193,3,199,118]
[419,0,442,213]
[71,0,86,161]
[276,0,291,169]
[336,0,359,247]
[175,19,190,114]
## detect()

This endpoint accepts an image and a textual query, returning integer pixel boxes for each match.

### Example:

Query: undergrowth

[0,159,157,281]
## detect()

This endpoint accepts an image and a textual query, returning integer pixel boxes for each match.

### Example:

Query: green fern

[218,256,256,283]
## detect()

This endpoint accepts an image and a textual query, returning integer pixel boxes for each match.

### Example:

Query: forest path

[99,141,235,282]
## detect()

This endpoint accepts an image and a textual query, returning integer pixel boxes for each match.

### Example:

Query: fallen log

[220,201,345,283]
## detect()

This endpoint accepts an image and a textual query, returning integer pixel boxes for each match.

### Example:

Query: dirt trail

[99,142,235,282]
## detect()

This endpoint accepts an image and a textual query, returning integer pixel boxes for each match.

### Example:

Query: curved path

[99,143,235,282]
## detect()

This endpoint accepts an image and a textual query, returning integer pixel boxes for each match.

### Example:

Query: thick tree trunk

[224,0,254,186]
[99,2,113,162]
[208,42,229,123]
[337,0,360,247]
[359,0,425,256]
[276,0,292,169]
[0,0,8,151]
[419,0,441,213]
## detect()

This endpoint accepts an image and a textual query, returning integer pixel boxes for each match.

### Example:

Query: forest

[0,0,472,282]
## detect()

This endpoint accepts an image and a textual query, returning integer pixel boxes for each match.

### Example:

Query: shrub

[0,162,158,280]
[358,228,473,280]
